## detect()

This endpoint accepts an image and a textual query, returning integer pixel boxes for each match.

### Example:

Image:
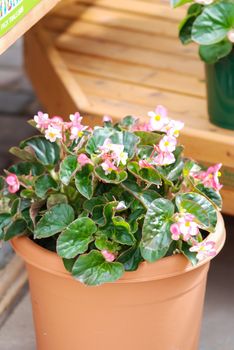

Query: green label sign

[0,0,41,37]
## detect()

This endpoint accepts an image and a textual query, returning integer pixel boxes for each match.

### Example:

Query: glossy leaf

[0,213,12,240]
[192,2,234,45]
[117,244,143,271]
[9,162,44,176]
[95,166,127,184]
[34,203,75,238]
[72,250,124,286]
[134,131,162,146]
[9,147,35,162]
[59,155,78,185]
[199,40,232,64]
[128,162,162,186]
[47,194,68,209]
[35,174,59,198]
[180,242,198,266]
[175,192,217,231]
[20,136,60,166]
[140,198,174,262]
[112,217,136,246]
[196,184,222,210]
[57,218,97,258]
[4,219,27,240]
[75,164,94,199]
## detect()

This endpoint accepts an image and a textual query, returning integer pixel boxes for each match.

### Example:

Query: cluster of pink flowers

[5,173,20,194]
[170,212,200,241]
[34,112,88,142]
[189,240,216,261]
[77,153,92,168]
[192,163,222,191]
[98,139,128,175]
[170,212,216,261]
[137,105,184,168]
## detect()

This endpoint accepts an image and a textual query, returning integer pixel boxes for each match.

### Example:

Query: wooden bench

[24,0,234,214]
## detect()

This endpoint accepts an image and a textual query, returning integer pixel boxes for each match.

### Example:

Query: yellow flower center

[218,171,221,177]
[154,115,161,121]
[185,221,191,227]
[164,141,169,146]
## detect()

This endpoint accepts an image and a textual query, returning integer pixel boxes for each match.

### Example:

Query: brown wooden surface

[0,0,61,55]
[24,0,234,215]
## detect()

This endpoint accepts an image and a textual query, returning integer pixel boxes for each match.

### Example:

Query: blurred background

[0,38,233,350]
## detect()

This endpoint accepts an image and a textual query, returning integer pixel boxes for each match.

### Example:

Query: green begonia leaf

[47,194,68,209]
[9,147,36,162]
[35,174,59,198]
[112,216,136,246]
[20,136,60,166]
[127,161,162,186]
[175,192,217,231]
[140,198,174,262]
[59,155,78,185]
[134,131,162,146]
[192,2,234,45]
[4,219,27,241]
[9,162,44,176]
[95,166,127,184]
[121,179,161,207]
[75,164,94,199]
[199,40,233,64]
[117,244,143,271]
[196,184,222,210]
[57,217,97,258]
[34,203,75,238]
[95,235,120,252]
[0,213,12,240]
[180,242,198,266]
[63,258,77,273]
[72,250,124,286]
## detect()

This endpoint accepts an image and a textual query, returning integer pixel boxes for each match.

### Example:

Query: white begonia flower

[227,29,234,43]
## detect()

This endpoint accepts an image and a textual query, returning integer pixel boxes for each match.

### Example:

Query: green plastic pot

[206,48,234,130]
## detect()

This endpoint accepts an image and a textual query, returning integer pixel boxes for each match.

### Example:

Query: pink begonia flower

[101,250,116,262]
[45,125,63,142]
[139,159,154,168]
[165,120,184,138]
[34,111,50,129]
[148,105,169,131]
[153,151,175,166]
[5,174,20,193]
[170,223,181,240]
[101,159,118,175]
[159,135,177,153]
[70,126,85,140]
[69,112,83,126]
[193,163,222,191]
[116,201,127,211]
[132,122,151,132]
[50,116,64,131]
[77,153,92,167]
[189,241,216,261]
[103,115,113,123]
[99,140,128,166]
[228,29,234,43]
[170,213,199,241]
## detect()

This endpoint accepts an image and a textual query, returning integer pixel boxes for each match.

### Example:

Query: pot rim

[11,212,225,284]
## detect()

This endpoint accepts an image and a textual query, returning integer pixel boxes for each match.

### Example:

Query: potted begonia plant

[171,0,234,130]
[0,106,225,350]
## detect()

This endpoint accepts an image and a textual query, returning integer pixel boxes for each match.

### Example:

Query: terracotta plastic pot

[12,213,225,350]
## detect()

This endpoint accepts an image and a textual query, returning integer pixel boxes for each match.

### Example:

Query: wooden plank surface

[24,0,234,214]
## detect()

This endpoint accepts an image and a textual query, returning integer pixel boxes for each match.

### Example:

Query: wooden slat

[44,17,198,59]
[78,0,186,21]
[72,71,208,127]
[53,3,180,38]
[56,34,204,78]
[60,51,205,98]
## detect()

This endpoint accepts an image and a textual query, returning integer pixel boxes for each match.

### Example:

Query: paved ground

[0,40,234,350]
